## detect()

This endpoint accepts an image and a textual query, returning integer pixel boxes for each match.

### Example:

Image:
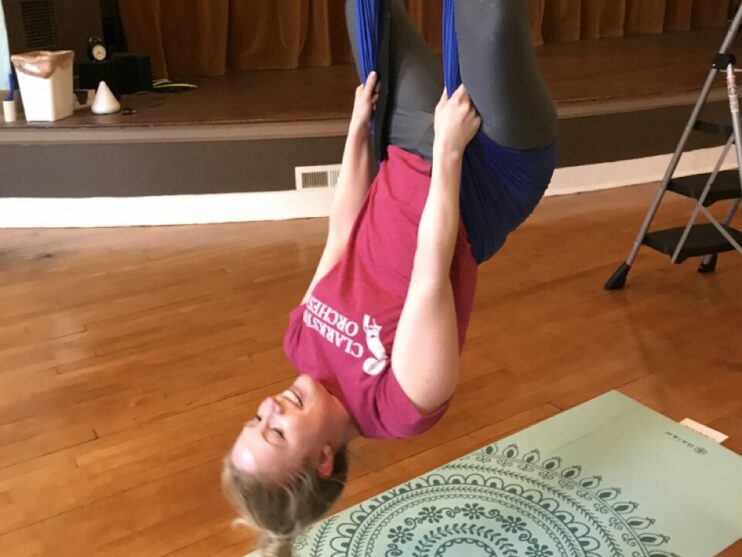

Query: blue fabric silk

[355,0,557,263]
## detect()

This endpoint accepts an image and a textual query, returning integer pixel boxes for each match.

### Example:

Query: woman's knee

[453,0,557,149]
[345,0,364,81]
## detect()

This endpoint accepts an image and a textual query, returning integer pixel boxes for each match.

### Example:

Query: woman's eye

[272,428,285,440]
[255,414,262,423]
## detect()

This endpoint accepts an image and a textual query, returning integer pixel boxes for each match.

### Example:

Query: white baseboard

[0,146,736,228]
[547,145,737,196]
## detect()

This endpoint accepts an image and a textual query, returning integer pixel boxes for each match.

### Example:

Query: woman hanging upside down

[223,1,558,555]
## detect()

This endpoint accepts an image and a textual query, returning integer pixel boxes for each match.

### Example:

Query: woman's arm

[300,234,345,305]
[327,119,375,247]
[391,86,481,414]
[390,151,462,413]
[301,73,380,305]
[329,72,379,245]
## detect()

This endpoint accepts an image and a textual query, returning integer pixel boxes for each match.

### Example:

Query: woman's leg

[454,0,557,150]
[450,0,558,263]
[345,0,441,160]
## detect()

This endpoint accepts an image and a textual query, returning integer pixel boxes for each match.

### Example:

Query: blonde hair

[221,448,349,557]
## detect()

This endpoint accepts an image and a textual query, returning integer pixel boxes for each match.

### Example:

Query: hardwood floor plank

[0,415,96,470]
[0,181,738,556]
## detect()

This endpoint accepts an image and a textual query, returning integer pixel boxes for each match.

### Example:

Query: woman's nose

[269,396,284,415]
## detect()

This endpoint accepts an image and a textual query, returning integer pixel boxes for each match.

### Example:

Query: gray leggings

[345,0,558,160]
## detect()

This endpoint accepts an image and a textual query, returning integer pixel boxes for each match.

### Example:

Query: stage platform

[0,30,739,218]
[0,29,737,134]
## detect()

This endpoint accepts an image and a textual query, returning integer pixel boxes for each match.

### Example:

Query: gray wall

[0,102,728,198]
[0,136,347,197]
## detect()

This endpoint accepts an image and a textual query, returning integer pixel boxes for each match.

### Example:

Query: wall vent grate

[295,164,342,190]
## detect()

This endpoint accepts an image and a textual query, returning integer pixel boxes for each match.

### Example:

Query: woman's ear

[316,444,335,478]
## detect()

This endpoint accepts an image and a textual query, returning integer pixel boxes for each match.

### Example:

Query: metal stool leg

[605,3,742,290]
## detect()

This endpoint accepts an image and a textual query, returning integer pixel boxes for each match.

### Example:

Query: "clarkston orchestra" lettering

[303,296,365,358]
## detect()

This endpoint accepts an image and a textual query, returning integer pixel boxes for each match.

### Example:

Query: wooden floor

[0,185,740,556]
[2,29,739,130]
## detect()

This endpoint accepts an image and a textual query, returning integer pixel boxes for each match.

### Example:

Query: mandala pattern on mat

[292,443,679,557]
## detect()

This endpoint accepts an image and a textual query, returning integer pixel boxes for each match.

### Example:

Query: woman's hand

[433,84,481,159]
[350,71,380,133]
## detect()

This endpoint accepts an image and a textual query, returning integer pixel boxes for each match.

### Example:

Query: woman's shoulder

[369,365,451,439]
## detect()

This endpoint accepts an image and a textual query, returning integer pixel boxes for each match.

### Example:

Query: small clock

[87,37,109,63]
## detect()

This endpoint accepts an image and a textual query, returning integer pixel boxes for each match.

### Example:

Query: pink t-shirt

[283,146,478,439]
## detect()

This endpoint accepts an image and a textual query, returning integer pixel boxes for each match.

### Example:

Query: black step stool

[605,9,742,290]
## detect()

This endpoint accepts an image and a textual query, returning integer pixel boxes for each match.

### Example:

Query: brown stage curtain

[407,0,444,52]
[120,0,734,79]
[119,0,230,77]
[581,0,626,39]
[626,0,667,35]
[542,0,582,42]
[226,0,355,70]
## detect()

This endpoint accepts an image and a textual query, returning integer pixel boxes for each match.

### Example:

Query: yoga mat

[247,391,742,556]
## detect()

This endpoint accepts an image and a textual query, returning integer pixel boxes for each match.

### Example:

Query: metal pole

[720,2,742,54]
[670,134,734,263]
[624,5,742,266]
[723,198,742,224]
[698,198,741,270]
[698,204,742,252]
[623,68,718,265]
[605,4,742,288]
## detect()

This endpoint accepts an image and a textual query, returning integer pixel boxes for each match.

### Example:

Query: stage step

[668,170,742,205]
[693,119,733,137]
[643,223,742,263]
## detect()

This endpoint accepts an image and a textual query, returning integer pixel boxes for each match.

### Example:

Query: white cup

[3,100,17,123]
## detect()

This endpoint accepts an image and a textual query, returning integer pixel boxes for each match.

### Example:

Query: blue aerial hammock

[354,0,557,264]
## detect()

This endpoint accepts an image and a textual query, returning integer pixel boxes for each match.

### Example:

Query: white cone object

[91,81,121,115]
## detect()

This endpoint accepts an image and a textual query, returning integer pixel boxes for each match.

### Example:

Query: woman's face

[230,374,337,480]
